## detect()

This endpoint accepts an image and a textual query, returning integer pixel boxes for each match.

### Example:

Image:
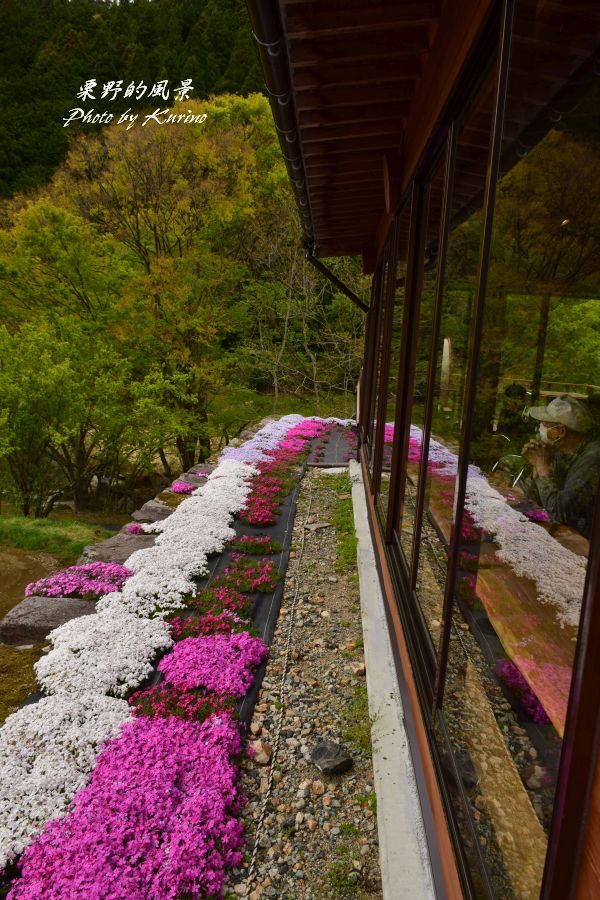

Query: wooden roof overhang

[247,0,600,272]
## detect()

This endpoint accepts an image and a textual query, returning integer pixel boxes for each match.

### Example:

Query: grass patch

[340,822,359,835]
[342,684,372,754]
[0,516,113,564]
[329,474,358,574]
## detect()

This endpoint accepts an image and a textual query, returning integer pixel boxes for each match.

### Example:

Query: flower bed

[128,683,236,723]
[214,553,281,594]
[158,632,269,697]
[227,534,283,555]
[187,585,253,617]
[25,562,132,601]
[10,715,246,900]
[34,612,172,698]
[2,415,353,893]
[168,611,250,641]
[0,694,130,871]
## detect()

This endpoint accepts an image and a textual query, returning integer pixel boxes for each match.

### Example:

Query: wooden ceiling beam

[296,82,416,111]
[293,58,422,90]
[301,124,403,146]
[288,29,429,67]
[285,2,442,39]
[298,102,409,129]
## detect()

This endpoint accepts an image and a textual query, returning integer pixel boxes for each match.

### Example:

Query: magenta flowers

[25,562,133,600]
[170,480,195,495]
[126,522,143,535]
[158,632,269,697]
[11,715,246,899]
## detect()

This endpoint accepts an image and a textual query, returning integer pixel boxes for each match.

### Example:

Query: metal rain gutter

[245,0,314,244]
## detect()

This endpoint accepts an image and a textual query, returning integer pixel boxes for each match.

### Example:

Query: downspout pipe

[305,244,370,314]
[245,0,314,242]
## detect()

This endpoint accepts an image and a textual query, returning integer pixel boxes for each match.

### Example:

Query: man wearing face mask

[521,395,600,539]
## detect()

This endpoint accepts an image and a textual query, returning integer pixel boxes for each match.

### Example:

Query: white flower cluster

[99,459,258,617]
[0,694,130,869]
[35,612,172,697]
[219,414,305,463]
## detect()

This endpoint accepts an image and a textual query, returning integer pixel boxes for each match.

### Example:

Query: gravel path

[226,468,382,900]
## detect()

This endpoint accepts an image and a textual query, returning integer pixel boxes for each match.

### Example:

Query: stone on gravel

[131,499,173,523]
[310,741,353,775]
[0,595,96,645]
[78,531,155,564]
[251,739,273,765]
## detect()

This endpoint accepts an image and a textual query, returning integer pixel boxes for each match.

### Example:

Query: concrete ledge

[349,460,435,900]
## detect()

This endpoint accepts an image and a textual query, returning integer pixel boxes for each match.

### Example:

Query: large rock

[0,595,96,645]
[310,741,354,775]
[78,531,155,565]
[131,499,173,523]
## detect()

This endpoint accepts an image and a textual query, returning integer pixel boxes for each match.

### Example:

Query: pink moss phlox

[216,553,280,593]
[158,633,269,697]
[10,715,245,899]
[495,659,551,726]
[25,562,133,600]
[126,523,143,535]
[128,682,235,722]
[522,507,550,523]
[170,480,195,495]
[168,611,247,641]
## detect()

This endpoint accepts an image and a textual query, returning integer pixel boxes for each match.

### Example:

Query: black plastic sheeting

[307,423,358,467]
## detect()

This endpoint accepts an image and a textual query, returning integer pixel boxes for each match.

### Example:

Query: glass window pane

[398,159,448,567]
[367,253,389,476]
[438,5,600,898]
[409,73,497,653]
[378,204,411,523]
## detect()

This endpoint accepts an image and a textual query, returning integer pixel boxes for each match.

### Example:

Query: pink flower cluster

[25,562,133,600]
[170,480,195,495]
[128,683,235,722]
[168,611,246,641]
[495,659,551,726]
[217,552,280,593]
[126,522,143,535]
[10,715,245,899]
[158,632,269,697]
[522,507,550,524]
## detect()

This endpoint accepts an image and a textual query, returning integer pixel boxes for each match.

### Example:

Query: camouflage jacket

[535,437,600,539]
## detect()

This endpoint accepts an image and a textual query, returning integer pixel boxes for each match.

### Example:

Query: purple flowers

[495,659,551,725]
[158,632,269,697]
[10,715,246,899]
[25,562,133,600]
[170,480,195,495]
[522,507,550,523]
[126,522,143,535]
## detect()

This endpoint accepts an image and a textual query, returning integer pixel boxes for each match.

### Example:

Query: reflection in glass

[437,7,600,898]
[378,205,411,525]
[398,159,447,565]
[367,253,389,480]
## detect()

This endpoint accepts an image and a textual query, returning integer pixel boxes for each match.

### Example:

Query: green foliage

[342,684,372,755]
[330,475,358,574]
[0,0,264,197]
[0,516,112,562]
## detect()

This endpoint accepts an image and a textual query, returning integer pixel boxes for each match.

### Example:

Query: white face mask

[538,423,561,445]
